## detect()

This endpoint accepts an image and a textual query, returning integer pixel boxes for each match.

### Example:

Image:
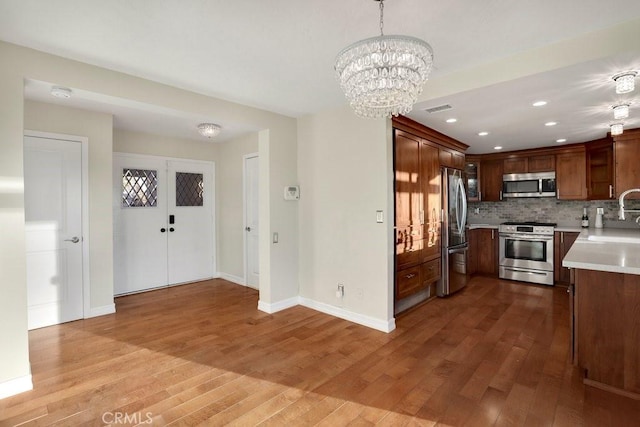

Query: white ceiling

[2,0,640,150]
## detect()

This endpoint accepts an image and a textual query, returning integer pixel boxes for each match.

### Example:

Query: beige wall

[0,40,298,395]
[113,129,219,161]
[0,72,30,389]
[24,101,114,309]
[216,132,259,280]
[297,105,393,325]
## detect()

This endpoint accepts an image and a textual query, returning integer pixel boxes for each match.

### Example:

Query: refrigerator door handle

[457,178,467,234]
[448,245,468,255]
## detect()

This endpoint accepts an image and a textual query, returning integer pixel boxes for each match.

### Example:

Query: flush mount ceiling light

[612,71,637,94]
[51,86,72,99]
[197,123,221,138]
[610,123,624,136]
[335,0,434,118]
[612,104,630,120]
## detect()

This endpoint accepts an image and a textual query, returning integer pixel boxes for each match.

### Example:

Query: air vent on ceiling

[424,104,453,114]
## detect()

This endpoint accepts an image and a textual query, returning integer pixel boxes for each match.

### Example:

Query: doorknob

[64,236,80,243]
[160,228,166,233]
[169,228,175,232]
[245,227,251,232]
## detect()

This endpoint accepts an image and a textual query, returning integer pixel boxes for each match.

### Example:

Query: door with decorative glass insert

[113,154,214,295]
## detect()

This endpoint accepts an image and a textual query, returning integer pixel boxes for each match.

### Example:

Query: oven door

[499,233,554,272]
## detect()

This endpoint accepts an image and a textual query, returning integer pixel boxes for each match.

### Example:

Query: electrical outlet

[474,207,480,214]
[336,283,344,298]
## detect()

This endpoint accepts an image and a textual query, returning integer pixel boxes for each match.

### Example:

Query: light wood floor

[1,276,639,426]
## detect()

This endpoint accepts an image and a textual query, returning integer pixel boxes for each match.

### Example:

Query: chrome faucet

[618,188,640,220]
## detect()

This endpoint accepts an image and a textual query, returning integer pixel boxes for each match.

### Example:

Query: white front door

[244,154,259,289]
[113,155,168,294]
[24,136,83,330]
[167,160,214,285]
[113,154,214,295]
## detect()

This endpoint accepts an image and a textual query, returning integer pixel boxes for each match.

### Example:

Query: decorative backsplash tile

[468,198,640,228]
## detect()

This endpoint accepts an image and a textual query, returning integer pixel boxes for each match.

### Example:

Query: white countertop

[467,223,499,229]
[562,228,640,275]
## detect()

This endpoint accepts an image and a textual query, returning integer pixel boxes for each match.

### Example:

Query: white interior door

[244,154,259,289]
[113,155,168,294]
[113,154,214,295]
[24,136,83,330]
[167,160,214,285]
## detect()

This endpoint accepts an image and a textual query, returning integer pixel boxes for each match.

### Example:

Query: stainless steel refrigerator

[438,168,469,296]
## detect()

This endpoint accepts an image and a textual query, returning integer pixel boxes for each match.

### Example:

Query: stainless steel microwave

[502,172,556,198]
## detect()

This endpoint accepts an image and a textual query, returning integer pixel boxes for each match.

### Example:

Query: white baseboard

[257,296,300,314]
[299,297,396,333]
[87,303,116,318]
[218,273,246,286]
[0,374,33,400]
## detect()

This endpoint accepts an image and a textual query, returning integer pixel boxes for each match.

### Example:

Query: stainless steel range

[498,222,556,286]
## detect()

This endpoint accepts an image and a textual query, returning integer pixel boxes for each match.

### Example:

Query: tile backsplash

[468,198,640,228]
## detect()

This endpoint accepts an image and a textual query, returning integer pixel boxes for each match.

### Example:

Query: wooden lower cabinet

[467,228,498,276]
[573,269,640,397]
[395,258,441,300]
[554,231,579,284]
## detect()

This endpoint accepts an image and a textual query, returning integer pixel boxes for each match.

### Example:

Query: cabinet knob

[405,273,416,279]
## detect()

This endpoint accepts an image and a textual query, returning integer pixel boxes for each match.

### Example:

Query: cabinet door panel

[480,159,503,201]
[556,151,587,200]
[476,228,497,275]
[614,132,640,199]
[503,157,528,174]
[528,155,555,172]
[395,133,422,228]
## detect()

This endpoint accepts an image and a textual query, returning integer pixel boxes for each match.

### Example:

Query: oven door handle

[502,267,550,276]
[499,233,553,241]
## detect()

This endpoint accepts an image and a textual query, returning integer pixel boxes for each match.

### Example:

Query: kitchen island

[563,228,640,399]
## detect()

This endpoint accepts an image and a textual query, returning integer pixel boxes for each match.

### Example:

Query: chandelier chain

[379,0,384,36]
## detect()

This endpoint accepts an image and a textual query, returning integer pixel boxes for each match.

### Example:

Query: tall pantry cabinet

[394,130,441,303]
[392,117,468,314]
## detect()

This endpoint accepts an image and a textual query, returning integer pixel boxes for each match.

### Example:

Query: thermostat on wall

[284,186,300,200]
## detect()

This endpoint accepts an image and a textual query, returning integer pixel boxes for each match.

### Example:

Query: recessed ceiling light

[494,146,503,150]
[446,118,457,123]
[51,86,72,99]
[556,138,567,143]
[532,101,547,107]
[478,131,489,136]
[545,121,557,126]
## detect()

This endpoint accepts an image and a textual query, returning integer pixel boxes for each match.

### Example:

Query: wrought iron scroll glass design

[176,172,204,207]
[122,168,158,208]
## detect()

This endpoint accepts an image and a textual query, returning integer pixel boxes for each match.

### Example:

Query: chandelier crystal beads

[197,123,221,138]
[335,0,434,119]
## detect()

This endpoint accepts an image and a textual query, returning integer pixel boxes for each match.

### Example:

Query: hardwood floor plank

[1,277,638,426]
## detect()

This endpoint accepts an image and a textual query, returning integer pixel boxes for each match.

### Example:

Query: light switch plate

[376,210,384,223]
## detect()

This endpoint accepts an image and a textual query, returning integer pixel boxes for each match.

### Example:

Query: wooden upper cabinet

[503,157,528,174]
[528,155,555,172]
[480,158,504,201]
[556,149,587,200]
[439,148,465,169]
[586,138,614,200]
[614,129,640,199]
[465,158,480,202]
[503,154,554,174]
[394,131,422,229]
[422,142,441,261]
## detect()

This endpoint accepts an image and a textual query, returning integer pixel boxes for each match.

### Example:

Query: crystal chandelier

[610,123,624,136]
[197,123,221,138]
[335,0,434,119]
[612,71,637,94]
[612,104,629,120]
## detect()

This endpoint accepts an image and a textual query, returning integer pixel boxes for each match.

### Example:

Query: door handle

[245,226,251,232]
[160,228,166,233]
[169,228,175,232]
[64,236,80,243]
